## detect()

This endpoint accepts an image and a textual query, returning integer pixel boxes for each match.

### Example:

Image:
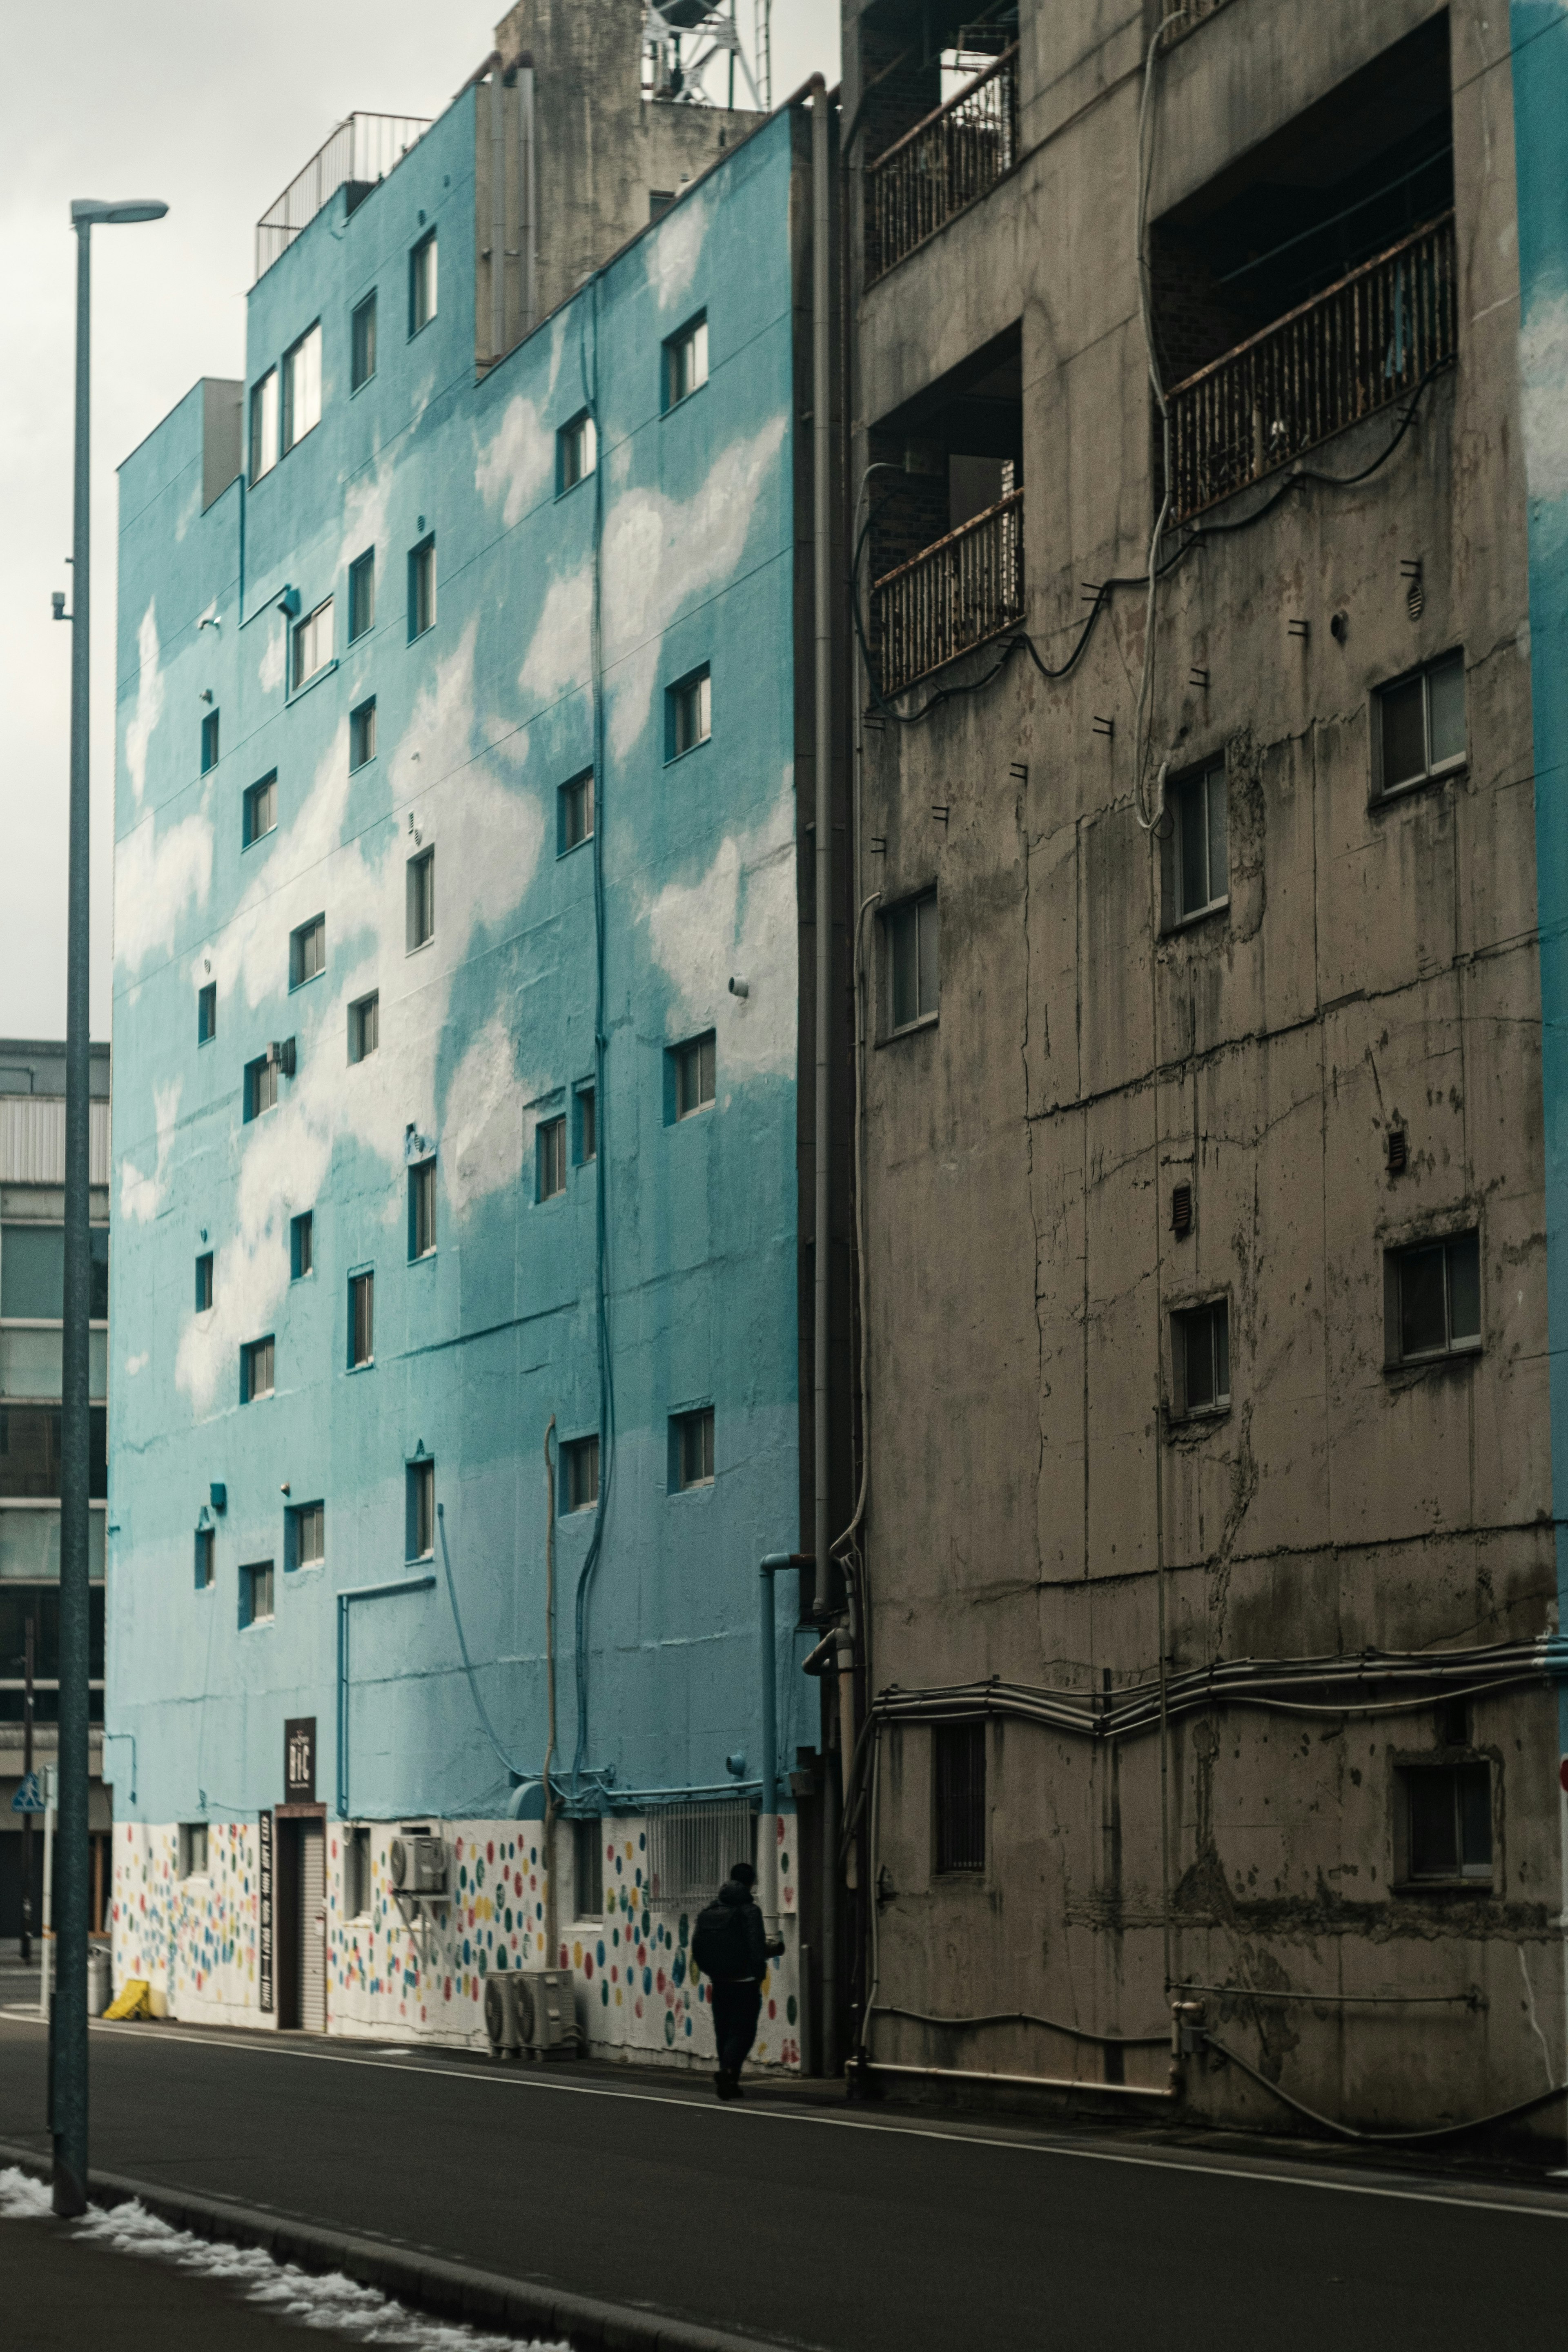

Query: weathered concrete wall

[845,0,1561,2138]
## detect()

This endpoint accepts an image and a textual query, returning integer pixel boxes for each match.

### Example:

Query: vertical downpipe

[519,65,538,336]
[488,71,506,365]
[542,1416,558,1958]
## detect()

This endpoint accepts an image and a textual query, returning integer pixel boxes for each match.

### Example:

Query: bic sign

[285,1716,316,1803]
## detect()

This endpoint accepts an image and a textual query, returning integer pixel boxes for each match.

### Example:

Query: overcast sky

[0,0,840,1046]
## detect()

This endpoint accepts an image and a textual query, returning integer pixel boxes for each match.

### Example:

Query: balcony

[1165,214,1457,526]
[255,112,431,283]
[873,492,1024,698]
[865,45,1019,285]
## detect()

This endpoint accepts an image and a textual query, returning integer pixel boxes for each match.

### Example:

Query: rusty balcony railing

[866,45,1020,284]
[255,112,432,283]
[1165,213,1457,525]
[873,492,1025,697]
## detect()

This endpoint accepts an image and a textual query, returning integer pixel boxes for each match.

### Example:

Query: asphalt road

[0,2013,1564,2352]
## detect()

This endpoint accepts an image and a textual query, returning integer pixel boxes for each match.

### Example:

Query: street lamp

[53,192,167,2222]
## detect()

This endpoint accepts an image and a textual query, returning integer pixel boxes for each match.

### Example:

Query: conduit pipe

[759,1552,806,1933]
[810,74,832,1640]
[542,1414,557,1956]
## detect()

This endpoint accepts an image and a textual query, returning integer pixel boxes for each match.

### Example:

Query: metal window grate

[934,1722,986,1872]
[645,1800,755,1913]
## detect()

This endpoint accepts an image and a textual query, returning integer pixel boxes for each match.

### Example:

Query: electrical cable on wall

[436,1503,533,1782]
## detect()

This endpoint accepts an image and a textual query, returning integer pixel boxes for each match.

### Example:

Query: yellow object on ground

[103,1978,153,2021]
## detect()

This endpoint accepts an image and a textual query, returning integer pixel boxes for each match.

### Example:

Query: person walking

[692,1860,783,2100]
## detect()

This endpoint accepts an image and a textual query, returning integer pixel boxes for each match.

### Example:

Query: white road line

[6,2012,1566,2223]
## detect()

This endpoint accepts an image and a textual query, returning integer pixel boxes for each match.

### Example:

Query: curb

[0,2138,807,2352]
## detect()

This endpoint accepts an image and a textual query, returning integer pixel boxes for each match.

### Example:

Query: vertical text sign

[258,1808,274,2013]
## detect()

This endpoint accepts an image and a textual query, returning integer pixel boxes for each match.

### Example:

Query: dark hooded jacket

[716,1876,769,1979]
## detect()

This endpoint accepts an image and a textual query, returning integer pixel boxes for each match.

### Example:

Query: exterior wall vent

[1388,1129,1408,1176]
[1171,1182,1194,1237]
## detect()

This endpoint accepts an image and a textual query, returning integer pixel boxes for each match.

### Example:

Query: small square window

[350,697,377,770]
[242,1334,275,1403]
[291,1211,314,1279]
[673,1033,715,1120]
[282,323,322,453]
[243,773,277,847]
[664,312,708,408]
[249,368,278,483]
[673,1406,715,1491]
[198,983,217,1044]
[1401,1761,1492,1883]
[348,550,376,643]
[179,1822,210,1878]
[245,1054,278,1121]
[1375,651,1466,797]
[934,1722,986,1873]
[292,596,333,690]
[290,914,326,989]
[574,1817,604,1917]
[289,1500,325,1571]
[195,1251,214,1313]
[558,410,597,492]
[240,1559,275,1628]
[538,1116,566,1201]
[349,1271,374,1369]
[194,1527,215,1591]
[562,1434,600,1513]
[200,708,220,774]
[351,292,378,392]
[576,1085,596,1165]
[410,229,438,335]
[349,992,379,1064]
[410,1158,437,1258]
[888,892,939,1032]
[1173,1298,1229,1417]
[1167,762,1228,924]
[1388,1229,1481,1364]
[667,667,711,758]
[409,538,436,639]
[407,848,435,950]
[408,1457,435,1560]
[559,769,594,854]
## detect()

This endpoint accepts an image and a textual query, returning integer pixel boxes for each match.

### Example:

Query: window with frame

[200,708,220,774]
[673,1033,715,1120]
[291,1211,314,1279]
[410,229,438,334]
[537,1116,566,1201]
[1376,650,1465,797]
[888,892,939,1033]
[574,1818,603,1918]
[350,697,377,770]
[1389,1229,1481,1365]
[348,550,376,642]
[349,992,379,1064]
[349,1271,374,1368]
[195,1251,214,1313]
[410,1158,437,1258]
[245,1054,278,1121]
[673,1406,715,1492]
[345,1823,372,1917]
[1401,1760,1492,1883]
[0,1403,107,1497]
[194,1526,215,1591]
[290,1500,325,1571]
[407,847,435,949]
[292,597,333,690]
[290,914,326,989]
[934,1722,987,1873]
[558,410,597,492]
[198,982,217,1044]
[1168,762,1228,924]
[243,773,277,847]
[1173,1297,1230,1417]
[249,368,278,481]
[0,1226,107,1323]
[667,666,711,758]
[559,769,594,853]
[282,322,322,452]
[351,292,377,392]
[664,312,708,408]
[562,1434,600,1513]
[408,1457,435,1560]
[242,1334,275,1402]
[409,537,436,639]
[179,1823,210,1878]
[576,1085,596,1165]
[240,1559,274,1628]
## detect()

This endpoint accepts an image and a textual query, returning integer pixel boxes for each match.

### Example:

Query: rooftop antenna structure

[755,0,772,110]
[643,0,763,108]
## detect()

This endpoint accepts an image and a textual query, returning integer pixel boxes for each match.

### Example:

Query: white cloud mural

[120,1078,184,1224]
[643,771,797,1080]
[124,601,165,806]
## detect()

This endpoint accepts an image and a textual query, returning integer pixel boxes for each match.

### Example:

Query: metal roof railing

[255,111,432,283]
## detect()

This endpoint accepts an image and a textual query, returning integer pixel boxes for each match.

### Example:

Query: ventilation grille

[645,1800,755,1913]
[1387,1129,1408,1176]
[1171,1182,1194,1237]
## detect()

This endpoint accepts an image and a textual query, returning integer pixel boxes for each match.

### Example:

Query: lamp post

[53,194,167,2222]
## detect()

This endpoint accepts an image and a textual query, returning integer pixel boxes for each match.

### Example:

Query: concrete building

[839,0,1568,2143]
[0,1040,113,1946]
[107,2,846,2062]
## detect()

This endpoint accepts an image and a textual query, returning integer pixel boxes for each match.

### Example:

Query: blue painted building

[108,35,833,2064]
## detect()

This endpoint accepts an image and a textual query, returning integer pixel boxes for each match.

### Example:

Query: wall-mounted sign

[258,1808,274,2014]
[285,1716,316,1804]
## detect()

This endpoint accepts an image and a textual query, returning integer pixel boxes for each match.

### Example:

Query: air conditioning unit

[266,1037,296,1077]
[517,1968,575,2059]
[483,1973,525,2060]
[389,1834,449,1896]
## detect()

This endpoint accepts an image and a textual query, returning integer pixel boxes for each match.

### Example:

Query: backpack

[691,1898,751,1981]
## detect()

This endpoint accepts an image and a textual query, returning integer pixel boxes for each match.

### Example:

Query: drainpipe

[336,1575,436,1817]
[811,75,831,1635]
[542,1416,558,1959]
[519,61,537,337]
[759,1552,806,1933]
